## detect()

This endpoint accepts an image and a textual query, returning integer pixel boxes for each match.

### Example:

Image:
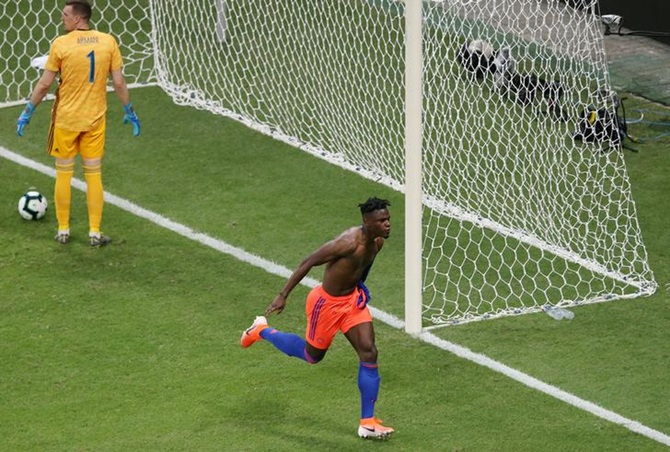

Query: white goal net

[4,0,657,328]
[151,0,656,326]
[0,1,154,108]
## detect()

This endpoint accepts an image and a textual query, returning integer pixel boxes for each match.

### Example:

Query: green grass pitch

[0,87,669,450]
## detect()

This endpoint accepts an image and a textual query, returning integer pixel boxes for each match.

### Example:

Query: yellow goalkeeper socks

[83,163,104,234]
[54,162,75,231]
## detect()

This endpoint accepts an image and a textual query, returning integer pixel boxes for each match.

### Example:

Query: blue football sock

[358,361,380,419]
[260,329,314,363]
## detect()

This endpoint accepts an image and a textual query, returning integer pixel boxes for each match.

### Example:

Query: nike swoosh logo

[361,426,375,432]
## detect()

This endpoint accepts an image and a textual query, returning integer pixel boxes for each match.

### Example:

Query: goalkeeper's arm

[16,69,57,137]
[111,68,140,137]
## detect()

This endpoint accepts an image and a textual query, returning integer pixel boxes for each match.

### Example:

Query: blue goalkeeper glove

[17,102,35,137]
[356,281,371,309]
[123,103,140,136]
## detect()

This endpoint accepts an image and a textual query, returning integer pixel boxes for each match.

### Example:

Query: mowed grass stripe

[2,144,668,447]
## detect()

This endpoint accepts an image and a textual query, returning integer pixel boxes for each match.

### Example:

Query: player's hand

[356,281,371,309]
[265,293,287,316]
[17,102,35,137]
[123,103,140,137]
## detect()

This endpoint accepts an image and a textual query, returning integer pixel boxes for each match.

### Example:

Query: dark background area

[600,0,670,45]
[563,0,670,45]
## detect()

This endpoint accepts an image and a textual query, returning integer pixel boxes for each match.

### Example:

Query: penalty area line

[2,145,668,447]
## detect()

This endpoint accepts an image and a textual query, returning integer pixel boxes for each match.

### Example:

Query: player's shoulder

[52,30,115,43]
[90,30,118,43]
[51,33,69,46]
[330,227,361,249]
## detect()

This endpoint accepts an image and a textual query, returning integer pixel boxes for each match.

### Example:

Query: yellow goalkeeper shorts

[48,117,106,160]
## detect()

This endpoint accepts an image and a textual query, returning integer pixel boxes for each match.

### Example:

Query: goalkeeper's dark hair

[359,197,391,216]
[66,0,92,21]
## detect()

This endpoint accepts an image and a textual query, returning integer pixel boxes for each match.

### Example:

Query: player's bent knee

[358,344,378,363]
[305,345,327,364]
[305,353,324,365]
[82,158,102,169]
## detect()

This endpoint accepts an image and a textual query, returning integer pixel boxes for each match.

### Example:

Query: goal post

[3,0,657,330]
[147,0,655,328]
[405,0,424,336]
[417,0,656,327]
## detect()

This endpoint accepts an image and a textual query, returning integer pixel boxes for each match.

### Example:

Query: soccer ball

[18,190,48,221]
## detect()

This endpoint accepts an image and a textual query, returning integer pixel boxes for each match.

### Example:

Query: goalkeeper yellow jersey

[45,30,123,131]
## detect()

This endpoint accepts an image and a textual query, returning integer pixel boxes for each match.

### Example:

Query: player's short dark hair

[359,197,391,215]
[66,0,92,21]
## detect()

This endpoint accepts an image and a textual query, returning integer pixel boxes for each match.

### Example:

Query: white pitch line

[2,145,669,447]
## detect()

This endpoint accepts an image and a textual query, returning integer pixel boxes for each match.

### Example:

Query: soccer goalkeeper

[241,197,394,439]
[16,0,140,247]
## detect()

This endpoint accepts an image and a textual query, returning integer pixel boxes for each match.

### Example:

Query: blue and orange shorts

[305,285,372,349]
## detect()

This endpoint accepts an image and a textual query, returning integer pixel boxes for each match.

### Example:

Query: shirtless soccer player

[241,197,394,439]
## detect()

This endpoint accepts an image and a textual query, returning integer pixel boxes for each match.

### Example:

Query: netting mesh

[2,1,656,327]
[0,1,154,107]
[153,0,406,184]
[151,0,655,326]
[421,0,655,324]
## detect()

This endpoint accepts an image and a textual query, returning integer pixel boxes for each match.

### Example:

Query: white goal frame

[405,0,424,335]
[2,0,657,333]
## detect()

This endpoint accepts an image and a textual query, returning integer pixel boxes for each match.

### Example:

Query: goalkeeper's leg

[81,123,111,247]
[49,126,78,243]
[54,158,75,242]
[83,158,104,235]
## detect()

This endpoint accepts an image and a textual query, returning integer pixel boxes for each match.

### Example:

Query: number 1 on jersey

[87,51,95,83]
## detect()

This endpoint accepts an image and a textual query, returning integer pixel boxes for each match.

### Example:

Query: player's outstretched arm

[265,234,356,316]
